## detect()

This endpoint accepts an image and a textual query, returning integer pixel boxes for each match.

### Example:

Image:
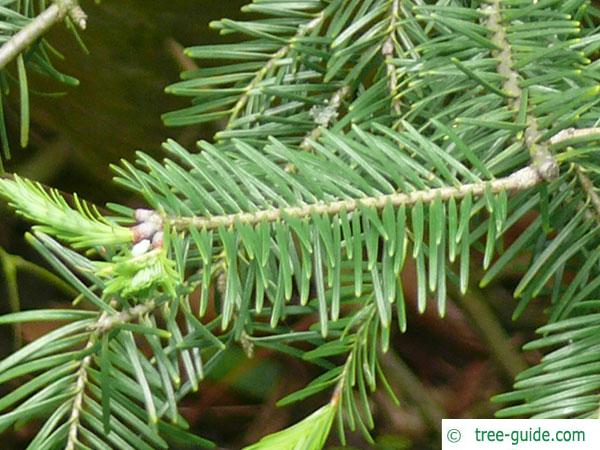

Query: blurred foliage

[2,0,246,199]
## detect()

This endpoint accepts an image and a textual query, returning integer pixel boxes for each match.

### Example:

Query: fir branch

[483,0,558,181]
[65,326,98,450]
[382,0,401,115]
[169,165,543,230]
[224,10,327,129]
[0,0,86,70]
[2,2,600,446]
[483,1,520,102]
[67,301,162,448]
[550,127,600,146]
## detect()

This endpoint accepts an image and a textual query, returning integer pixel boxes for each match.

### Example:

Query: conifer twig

[224,10,327,129]
[65,322,99,450]
[0,0,86,70]
[65,301,160,449]
[550,127,600,145]
[169,165,543,230]
[382,0,401,115]
[483,0,558,181]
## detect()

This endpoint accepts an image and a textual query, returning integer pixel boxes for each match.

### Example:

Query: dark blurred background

[0,1,545,449]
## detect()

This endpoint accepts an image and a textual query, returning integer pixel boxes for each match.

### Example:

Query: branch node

[93,301,158,334]
[532,149,560,181]
[56,0,87,29]
[69,7,87,30]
